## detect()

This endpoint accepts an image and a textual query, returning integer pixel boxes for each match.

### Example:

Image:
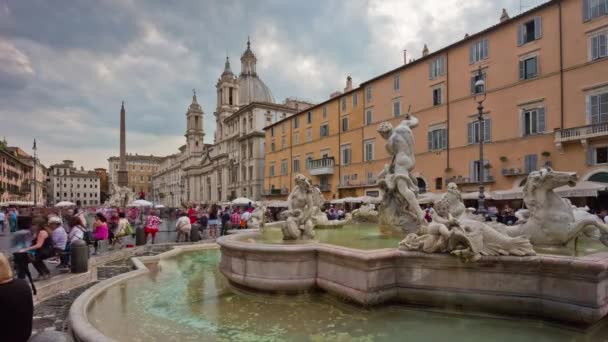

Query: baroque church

[152,40,312,206]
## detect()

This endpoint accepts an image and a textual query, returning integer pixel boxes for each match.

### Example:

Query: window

[352,93,358,107]
[471,72,486,94]
[518,16,542,45]
[589,91,608,124]
[270,127,274,137]
[270,142,275,152]
[341,145,352,165]
[521,107,546,136]
[281,136,286,149]
[294,132,299,145]
[307,111,312,124]
[393,101,401,117]
[428,128,447,151]
[435,178,443,190]
[367,172,375,184]
[584,0,608,21]
[294,116,299,129]
[519,56,538,80]
[364,140,374,161]
[320,124,329,137]
[467,119,491,144]
[470,160,490,182]
[429,56,446,79]
[590,31,608,61]
[293,158,301,173]
[524,154,538,173]
[366,85,372,101]
[282,122,286,134]
[323,106,327,119]
[432,87,442,106]
[341,97,347,111]
[591,146,608,165]
[269,164,275,177]
[306,128,312,142]
[393,74,400,91]
[365,109,373,125]
[342,117,349,132]
[305,154,313,169]
[469,39,488,64]
[280,160,288,175]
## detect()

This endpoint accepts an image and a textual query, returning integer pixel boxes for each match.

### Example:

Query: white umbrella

[128,199,153,207]
[55,201,76,208]
[232,197,253,205]
[154,204,166,209]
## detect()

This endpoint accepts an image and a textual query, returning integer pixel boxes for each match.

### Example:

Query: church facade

[152,40,312,206]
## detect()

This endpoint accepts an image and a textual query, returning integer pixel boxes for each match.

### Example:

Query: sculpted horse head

[523,168,577,210]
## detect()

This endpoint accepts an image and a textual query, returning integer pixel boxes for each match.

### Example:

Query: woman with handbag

[17,217,53,280]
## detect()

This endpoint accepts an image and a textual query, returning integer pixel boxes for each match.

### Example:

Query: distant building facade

[47,160,100,206]
[0,144,34,203]
[94,168,109,204]
[151,40,313,206]
[108,154,163,198]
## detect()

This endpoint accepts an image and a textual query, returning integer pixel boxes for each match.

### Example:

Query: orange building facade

[264,0,608,204]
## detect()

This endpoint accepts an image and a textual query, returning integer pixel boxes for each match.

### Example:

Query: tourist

[175,212,191,242]
[208,204,219,238]
[231,208,241,230]
[188,206,197,225]
[113,212,130,248]
[0,209,5,234]
[9,208,18,232]
[93,213,109,253]
[48,216,69,268]
[144,210,162,244]
[240,208,252,229]
[68,216,85,243]
[0,252,33,342]
[197,212,208,239]
[337,207,345,220]
[220,207,231,236]
[17,217,53,280]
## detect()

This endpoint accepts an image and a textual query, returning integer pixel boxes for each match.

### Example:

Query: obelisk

[117,101,128,188]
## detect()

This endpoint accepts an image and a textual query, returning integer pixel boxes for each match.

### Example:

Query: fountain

[68,116,608,341]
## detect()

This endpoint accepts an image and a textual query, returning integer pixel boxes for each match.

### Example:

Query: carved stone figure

[351,203,379,223]
[280,174,316,240]
[248,204,266,229]
[491,168,608,246]
[433,182,466,219]
[376,115,426,232]
[400,210,536,262]
[104,184,136,208]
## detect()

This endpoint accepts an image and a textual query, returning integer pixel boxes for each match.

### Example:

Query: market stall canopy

[232,197,254,205]
[0,201,35,207]
[127,199,153,207]
[55,201,76,208]
[154,204,165,209]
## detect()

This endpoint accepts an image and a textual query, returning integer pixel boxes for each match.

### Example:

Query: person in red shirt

[188,206,197,225]
[230,208,241,229]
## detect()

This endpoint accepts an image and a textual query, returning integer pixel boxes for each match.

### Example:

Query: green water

[244,223,608,256]
[87,250,608,342]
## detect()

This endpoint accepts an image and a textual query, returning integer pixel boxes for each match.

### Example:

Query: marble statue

[376,115,426,232]
[400,210,536,262]
[104,184,136,208]
[491,168,608,246]
[248,204,266,229]
[351,203,379,223]
[433,182,466,219]
[280,174,317,240]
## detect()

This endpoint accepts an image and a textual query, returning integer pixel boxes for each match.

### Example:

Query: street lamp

[32,139,37,207]
[473,66,487,216]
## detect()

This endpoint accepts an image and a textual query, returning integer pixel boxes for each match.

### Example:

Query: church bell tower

[186,90,204,155]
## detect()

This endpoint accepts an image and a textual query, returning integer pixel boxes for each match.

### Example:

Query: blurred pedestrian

[0,252,33,342]
[176,212,191,242]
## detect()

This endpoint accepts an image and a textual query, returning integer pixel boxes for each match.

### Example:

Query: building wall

[48,163,101,205]
[108,155,162,196]
[264,0,608,200]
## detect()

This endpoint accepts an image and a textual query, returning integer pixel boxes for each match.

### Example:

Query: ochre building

[264,0,608,206]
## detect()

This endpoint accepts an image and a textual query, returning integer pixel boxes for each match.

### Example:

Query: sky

[0,0,548,170]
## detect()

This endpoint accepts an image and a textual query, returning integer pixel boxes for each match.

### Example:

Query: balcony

[501,168,529,177]
[446,175,495,185]
[555,122,608,149]
[308,157,334,176]
[338,179,377,189]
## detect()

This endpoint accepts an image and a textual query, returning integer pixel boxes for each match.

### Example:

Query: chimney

[422,44,429,57]
[344,76,353,92]
[500,8,510,22]
[403,49,407,64]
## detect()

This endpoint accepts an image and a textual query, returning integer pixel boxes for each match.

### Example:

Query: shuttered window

[320,124,329,137]
[393,74,400,91]
[589,92,608,124]
[364,140,374,161]
[342,117,349,132]
[341,145,352,165]
[293,158,300,173]
[433,88,442,106]
[428,128,447,151]
[524,154,538,173]
[467,119,491,144]
[365,109,373,125]
[469,39,489,64]
[519,56,538,80]
[517,16,542,46]
[429,56,446,79]
[584,0,608,21]
[590,32,608,61]
[470,160,490,182]
[393,101,401,117]
[280,160,288,175]
[521,108,546,136]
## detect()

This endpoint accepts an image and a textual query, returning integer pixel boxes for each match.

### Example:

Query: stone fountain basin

[217,232,608,326]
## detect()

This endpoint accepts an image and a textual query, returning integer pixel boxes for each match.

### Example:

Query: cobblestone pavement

[31,241,212,335]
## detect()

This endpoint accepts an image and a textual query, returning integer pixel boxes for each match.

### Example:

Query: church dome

[238,39,275,105]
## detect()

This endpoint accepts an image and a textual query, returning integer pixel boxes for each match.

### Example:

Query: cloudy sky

[0,0,547,169]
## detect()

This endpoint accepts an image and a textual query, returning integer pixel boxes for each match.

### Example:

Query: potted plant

[541,151,551,158]
[499,156,508,162]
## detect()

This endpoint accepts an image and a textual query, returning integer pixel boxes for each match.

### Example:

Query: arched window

[417,177,427,194]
